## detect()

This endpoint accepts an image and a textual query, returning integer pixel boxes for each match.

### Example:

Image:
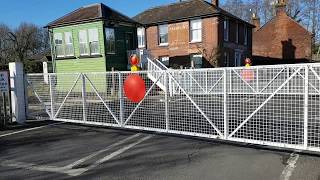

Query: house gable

[253,13,312,62]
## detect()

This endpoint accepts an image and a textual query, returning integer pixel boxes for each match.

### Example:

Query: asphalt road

[1,121,320,180]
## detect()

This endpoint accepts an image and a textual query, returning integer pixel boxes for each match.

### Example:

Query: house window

[235,51,242,67]
[88,28,99,55]
[190,19,202,42]
[64,32,74,57]
[158,24,168,46]
[236,23,239,44]
[191,54,203,68]
[224,19,229,42]
[137,27,145,48]
[224,52,230,67]
[159,56,169,66]
[105,28,115,54]
[244,26,248,45]
[79,30,89,56]
[54,33,64,57]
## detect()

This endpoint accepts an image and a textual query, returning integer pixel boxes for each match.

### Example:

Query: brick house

[133,0,254,68]
[252,0,313,65]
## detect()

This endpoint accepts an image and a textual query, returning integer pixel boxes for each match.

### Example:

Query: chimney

[211,0,219,7]
[275,0,287,16]
[251,13,260,32]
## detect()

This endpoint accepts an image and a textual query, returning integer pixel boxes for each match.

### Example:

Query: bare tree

[222,0,252,22]
[0,24,11,66]
[7,23,48,62]
[196,45,221,67]
[222,0,319,43]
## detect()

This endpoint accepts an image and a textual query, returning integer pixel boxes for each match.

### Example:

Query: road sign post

[0,71,9,129]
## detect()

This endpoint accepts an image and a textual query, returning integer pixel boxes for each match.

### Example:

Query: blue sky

[0,0,228,28]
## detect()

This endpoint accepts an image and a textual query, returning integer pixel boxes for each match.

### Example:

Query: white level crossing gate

[25,63,320,152]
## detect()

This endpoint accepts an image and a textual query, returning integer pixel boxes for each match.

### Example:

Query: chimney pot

[275,0,287,16]
[211,0,219,7]
[251,13,260,32]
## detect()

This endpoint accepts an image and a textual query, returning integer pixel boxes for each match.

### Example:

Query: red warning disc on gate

[241,69,255,82]
[123,74,146,103]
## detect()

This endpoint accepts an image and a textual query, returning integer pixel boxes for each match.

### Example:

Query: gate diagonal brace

[185,71,206,93]
[232,69,257,93]
[258,67,285,93]
[54,74,81,119]
[84,74,120,125]
[123,71,165,126]
[208,75,223,94]
[228,67,303,138]
[25,78,52,119]
[296,69,320,94]
[167,72,224,137]
[310,67,320,90]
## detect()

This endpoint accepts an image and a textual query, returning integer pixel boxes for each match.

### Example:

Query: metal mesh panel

[25,74,51,120]
[52,74,84,121]
[84,73,120,126]
[167,70,224,137]
[228,67,305,145]
[23,63,320,152]
[308,66,320,148]
[123,71,166,130]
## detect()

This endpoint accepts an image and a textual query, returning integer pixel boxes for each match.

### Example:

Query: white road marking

[0,133,153,177]
[69,134,153,176]
[0,122,65,138]
[280,153,300,180]
[65,133,141,169]
[0,159,71,174]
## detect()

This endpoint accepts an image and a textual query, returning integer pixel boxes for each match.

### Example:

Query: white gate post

[49,74,55,120]
[81,73,87,122]
[9,62,26,124]
[164,72,169,131]
[304,66,309,148]
[223,69,228,139]
[118,72,124,126]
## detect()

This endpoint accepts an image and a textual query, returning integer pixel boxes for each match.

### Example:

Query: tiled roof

[133,0,253,26]
[46,3,138,28]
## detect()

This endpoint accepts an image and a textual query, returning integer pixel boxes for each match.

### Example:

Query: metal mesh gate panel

[25,63,320,152]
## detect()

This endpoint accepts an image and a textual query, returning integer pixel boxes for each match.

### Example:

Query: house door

[125,33,134,51]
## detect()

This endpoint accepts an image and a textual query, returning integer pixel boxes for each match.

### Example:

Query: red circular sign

[123,74,146,103]
[130,55,139,66]
[241,69,255,82]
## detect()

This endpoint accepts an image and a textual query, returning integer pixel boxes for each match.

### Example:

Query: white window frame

[79,30,89,56]
[64,32,74,57]
[158,24,168,46]
[159,56,169,66]
[235,51,242,67]
[88,28,100,55]
[190,19,202,43]
[224,19,229,42]
[137,27,146,48]
[244,25,248,45]
[190,54,203,68]
[54,33,64,58]
[105,28,115,54]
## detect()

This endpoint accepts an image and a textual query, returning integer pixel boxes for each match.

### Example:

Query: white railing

[25,63,320,153]
[147,57,167,92]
